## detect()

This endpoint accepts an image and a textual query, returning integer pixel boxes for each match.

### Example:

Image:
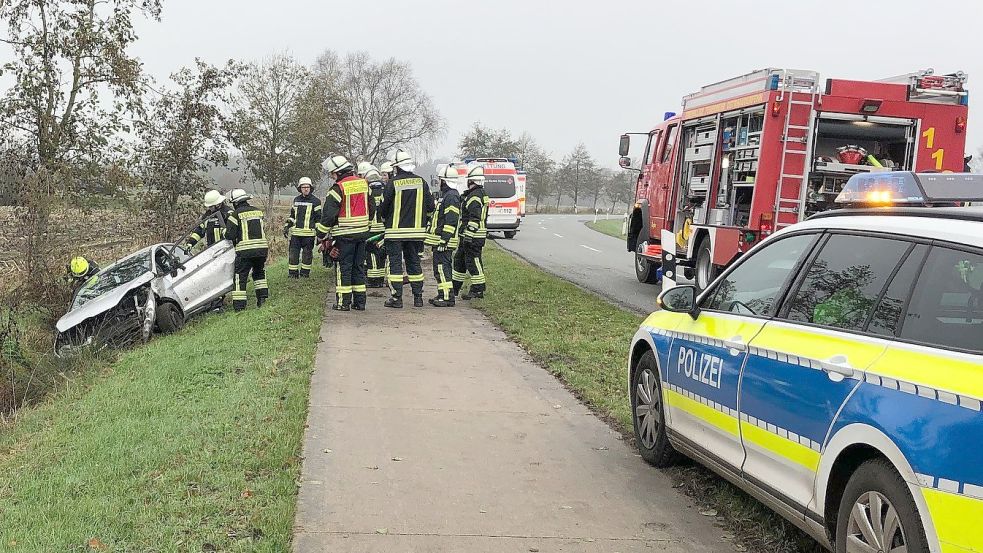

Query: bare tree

[559,143,597,213]
[458,123,521,159]
[0,0,161,278]
[603,169,635,214]
[229,53,310,211]
[315,50,443,164]
[135,61,237,240]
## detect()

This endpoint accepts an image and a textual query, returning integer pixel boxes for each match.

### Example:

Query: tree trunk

[555,193,561,211]
[534,195,541,212]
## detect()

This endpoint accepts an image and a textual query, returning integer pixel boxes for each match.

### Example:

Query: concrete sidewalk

[293,296,728,552]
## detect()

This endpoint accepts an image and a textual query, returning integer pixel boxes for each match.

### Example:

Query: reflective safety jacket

[288,193,322,237]
[226,201,269,258]
[461,186,489,240]
[425,187,461,249]
[379,169,435,241]
[318,174,373,239]
[186,205,230,249]
[369,179,385,234]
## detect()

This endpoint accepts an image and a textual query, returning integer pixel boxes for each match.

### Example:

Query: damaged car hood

[56,272,154,333]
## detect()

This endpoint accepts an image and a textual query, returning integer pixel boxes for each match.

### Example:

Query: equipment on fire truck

[836,145,868,165]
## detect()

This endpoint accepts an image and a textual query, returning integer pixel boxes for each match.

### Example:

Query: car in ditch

[54,239,235,357]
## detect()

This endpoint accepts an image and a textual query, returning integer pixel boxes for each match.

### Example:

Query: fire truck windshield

[484,176,516,199]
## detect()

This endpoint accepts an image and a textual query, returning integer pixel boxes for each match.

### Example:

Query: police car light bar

[835,172,983,206]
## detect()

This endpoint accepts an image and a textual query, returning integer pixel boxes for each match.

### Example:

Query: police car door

[740,233,913,516]
[667,232,820,471]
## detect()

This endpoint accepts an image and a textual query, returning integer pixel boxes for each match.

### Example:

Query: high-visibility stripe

[353,284,366,293]
[922,488,983,552]
[328,190,342,203]
[387,274,403,283]
[664,388,740,436]
[452,270,468,281]
[741,421,821,471]
[407,274,424,282]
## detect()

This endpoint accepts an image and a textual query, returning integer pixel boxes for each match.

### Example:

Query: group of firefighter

[171,148,489,312]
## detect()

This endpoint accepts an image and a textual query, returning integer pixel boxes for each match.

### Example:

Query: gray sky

[134,0,983,166]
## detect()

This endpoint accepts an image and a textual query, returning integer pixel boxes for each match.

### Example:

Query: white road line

[580,245,600,252]
[553,233,564,238]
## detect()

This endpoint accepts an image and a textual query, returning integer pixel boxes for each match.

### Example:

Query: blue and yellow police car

[628,172,983,553]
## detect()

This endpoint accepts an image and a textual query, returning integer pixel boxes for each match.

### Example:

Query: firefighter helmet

[467,165,485,185]
[69,256,90,277]
[438,165,458,181]
[229,188,251,204]
[379,161,394,175]
[297,176,313,192]
[391,149,413,169]
[364,168,383,183]
[203,189,226,207]
[322,155,352,174]
[356,161,376,177]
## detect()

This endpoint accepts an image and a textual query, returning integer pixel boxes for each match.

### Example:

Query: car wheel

[635,244,661,284]
[632,350,677,467]
[503,230,516,239]
[835,458,929,553]
[155,302,185,334]
[695,239,717,292]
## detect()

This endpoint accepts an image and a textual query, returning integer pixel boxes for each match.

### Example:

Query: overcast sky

[133,0,983,167]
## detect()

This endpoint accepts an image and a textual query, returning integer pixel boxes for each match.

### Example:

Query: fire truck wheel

[635,250,661,284]
[695,239,717,292]
[503,231,516,239]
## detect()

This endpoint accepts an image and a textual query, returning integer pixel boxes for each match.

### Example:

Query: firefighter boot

[413,295,424,308]
[257,296,267,308]
[384,296,403,309]
[432,297,455,307]
[462,290,484,300]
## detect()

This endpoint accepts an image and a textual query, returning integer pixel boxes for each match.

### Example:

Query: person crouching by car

[65,256,100,293]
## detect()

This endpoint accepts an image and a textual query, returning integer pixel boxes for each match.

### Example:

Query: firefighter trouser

[386,240,424,299]
[366,240,387,286]
[453,239,486,295]
[335,238,367,308]
[233,255,268,311]
[432,247,454,301]
[288,235,315,277]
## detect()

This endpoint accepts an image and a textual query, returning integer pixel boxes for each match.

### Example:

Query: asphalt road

[492,214,661,314]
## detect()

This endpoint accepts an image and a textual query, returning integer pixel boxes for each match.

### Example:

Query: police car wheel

[835,458,928,553]
[631,351,676,467]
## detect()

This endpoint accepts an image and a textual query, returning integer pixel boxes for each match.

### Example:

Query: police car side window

[900,246,983,352]
[867,244,928,337]
[705,233,817,316]
[783,234,910,332]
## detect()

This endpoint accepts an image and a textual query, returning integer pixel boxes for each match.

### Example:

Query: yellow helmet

[70,256,89,276]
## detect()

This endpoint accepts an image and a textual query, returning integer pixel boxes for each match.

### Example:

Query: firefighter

[358,162,388,287]
[185,190,230,250]
[379,161,394,184]
[317,155,373,311]
[378,149,435,308]
[284,177,322,278]
[226,189,269,311]
[65,256,100,291]
[453,165,489,300]
[425,165,461,307]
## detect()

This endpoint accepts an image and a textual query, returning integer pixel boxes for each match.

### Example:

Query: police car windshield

[72,250,152,309]
[484,176,516,199]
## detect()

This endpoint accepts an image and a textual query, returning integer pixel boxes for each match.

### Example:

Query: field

[585,217,627,239]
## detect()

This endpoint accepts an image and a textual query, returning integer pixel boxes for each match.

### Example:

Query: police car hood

[55,272,154,333]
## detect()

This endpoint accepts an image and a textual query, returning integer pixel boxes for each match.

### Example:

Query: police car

[628,172,982,553]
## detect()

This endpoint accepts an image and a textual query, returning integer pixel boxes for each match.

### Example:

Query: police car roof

[791,206,983,248]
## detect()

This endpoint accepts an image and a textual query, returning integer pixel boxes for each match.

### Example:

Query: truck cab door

[653,124,680,235]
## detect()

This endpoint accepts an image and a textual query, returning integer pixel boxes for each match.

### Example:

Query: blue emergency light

[835,172,983,206]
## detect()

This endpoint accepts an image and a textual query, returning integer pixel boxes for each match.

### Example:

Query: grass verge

[473,244,823,553]
[0,259,324,552]
[585,218,626,240]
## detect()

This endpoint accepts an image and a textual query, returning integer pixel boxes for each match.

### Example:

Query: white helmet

[203,189,226,207]
[364,168,383,183]
[322,155,353,174]
[379,161,394,175]
[391,149,413,169]
[229,188,251,203]
[356,161,377,177]
[467,165,485,185]
[438,165,458,181]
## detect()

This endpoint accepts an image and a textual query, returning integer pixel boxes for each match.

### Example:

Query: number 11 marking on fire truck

[923,127,944,170]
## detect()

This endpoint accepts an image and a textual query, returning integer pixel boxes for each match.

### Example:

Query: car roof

[785,207,983,248]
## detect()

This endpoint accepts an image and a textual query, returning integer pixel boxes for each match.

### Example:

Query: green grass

[0,259,324,552]
[585,218,626,240]
[473,244,823,553]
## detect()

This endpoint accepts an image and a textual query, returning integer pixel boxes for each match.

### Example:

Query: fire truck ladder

[774,70,822,229]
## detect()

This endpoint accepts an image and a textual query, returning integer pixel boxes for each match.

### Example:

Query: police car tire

[155,302,184,334]
[631,351,677,467]
[834,458,929,553]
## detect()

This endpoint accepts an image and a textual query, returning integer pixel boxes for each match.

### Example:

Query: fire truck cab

[620,68,970,290]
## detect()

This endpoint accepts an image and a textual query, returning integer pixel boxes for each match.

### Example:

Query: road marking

[580,245,600,252]
[553,233,564,238]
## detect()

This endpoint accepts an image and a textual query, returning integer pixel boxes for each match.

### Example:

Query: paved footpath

[292,294,728,552]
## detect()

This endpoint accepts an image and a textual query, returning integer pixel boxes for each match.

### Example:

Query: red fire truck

[619,68,969,290]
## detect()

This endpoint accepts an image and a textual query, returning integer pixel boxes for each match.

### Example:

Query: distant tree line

[457,123,634,214]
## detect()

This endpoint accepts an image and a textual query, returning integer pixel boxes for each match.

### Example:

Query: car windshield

[484,176,516,199]
[72,250,152,309]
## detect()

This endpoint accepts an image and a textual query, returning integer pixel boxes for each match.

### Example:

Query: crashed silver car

[54,240,235,357]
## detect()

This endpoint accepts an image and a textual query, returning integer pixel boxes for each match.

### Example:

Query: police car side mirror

[657,285,700,319]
